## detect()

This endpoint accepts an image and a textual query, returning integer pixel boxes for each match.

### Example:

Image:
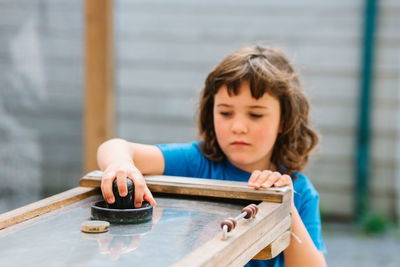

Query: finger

[103,170,115,180]
[127,169,145,208]
[101,171,116,203]
[116,169,128,197]
[248,170,262,187]
[254,170,272,188]
[143,187,157,207]
[274,174,292,187]
[261,171,281,188]
[130,172,145,208]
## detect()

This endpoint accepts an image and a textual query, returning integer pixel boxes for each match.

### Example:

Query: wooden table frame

[0,171,292,267]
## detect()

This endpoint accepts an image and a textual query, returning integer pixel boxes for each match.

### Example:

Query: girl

[97,45,327,267]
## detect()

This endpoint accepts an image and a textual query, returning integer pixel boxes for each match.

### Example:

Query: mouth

[231,141,250,146]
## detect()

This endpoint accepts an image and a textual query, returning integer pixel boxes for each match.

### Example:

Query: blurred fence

[0,0,399,221]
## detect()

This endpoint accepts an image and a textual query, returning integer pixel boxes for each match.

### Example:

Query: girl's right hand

[101,162,157,208]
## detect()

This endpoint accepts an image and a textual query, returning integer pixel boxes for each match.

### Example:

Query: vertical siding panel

[0,0,398,218]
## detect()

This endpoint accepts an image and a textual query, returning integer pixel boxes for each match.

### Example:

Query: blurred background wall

[0,0,84,211]
[0,0,399,223]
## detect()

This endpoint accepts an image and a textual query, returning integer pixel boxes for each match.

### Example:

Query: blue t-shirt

[156,141,326,267]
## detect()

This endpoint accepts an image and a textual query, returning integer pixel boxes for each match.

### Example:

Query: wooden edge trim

[146,184,283,203]
[173,198,291,267]
[80,172,290,203]
[0,187,99,230]
[252,229,291,260]
[80,176,100,188]
[229,215,291,266]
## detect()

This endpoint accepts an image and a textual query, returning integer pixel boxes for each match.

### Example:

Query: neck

[230,159,276,173]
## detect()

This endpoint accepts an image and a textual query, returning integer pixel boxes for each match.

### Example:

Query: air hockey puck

[81,220,110,233]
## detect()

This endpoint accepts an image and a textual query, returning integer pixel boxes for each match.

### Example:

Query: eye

[220,112,232,117]
[250,113,263,118]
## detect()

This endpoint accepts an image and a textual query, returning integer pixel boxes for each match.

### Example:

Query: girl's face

[213,81,281,173]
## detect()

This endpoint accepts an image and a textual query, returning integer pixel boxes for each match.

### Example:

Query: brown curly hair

[198,45,319,175]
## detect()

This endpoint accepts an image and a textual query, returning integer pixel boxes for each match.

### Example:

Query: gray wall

[0,0,84,211]
[115,0,400,219]
[0,0,399,220]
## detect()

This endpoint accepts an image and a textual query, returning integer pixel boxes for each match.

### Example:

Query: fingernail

[107,197,114,203]
[135,202,142,208]
[264,182,271,186]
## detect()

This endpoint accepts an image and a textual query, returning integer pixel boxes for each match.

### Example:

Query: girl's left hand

[248,170,293,191]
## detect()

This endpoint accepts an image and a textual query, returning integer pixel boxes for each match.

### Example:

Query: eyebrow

[248,105,268,109]
[216,104,268,109]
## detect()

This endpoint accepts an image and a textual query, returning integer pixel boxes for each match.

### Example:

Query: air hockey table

[0,171,292,267]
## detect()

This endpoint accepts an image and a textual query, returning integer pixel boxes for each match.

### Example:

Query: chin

[228,155,252,167]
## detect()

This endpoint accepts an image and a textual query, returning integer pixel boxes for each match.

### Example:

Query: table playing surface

[0,194,258,266]
[0,174,292,267]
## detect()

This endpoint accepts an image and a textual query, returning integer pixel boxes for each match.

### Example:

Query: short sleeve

[155,142,202,177]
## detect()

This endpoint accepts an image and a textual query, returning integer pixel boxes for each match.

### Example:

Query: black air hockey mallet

[82,179,153,233]
[220,203,259,240]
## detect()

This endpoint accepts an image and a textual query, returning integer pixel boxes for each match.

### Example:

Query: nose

[231,119,248,134]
